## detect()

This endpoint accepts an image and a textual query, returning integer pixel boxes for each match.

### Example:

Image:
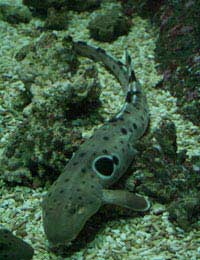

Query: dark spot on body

[59,189,64,194]
[103,136,109,141]
[119,117,124,121]
[109,117,118,123]
[126,91,132,103]
[112,64,116,71]
[78,196,82,200]
[81,168,86,173]
[73,162,78,166]
[124,110,131,114]
[126,54,131,65]
[114,146,118,149]
[120,140,124,144]
[121,127,128,135]
[122,148,125,153]
[82,180,86,184]
[129,128,133,133]
[64,178,69,182]
[129,70,136,82]
[117,60,123,67]
[79,152,86,158]
[112,155,119,165]
[69,208,76,215]
[102,149,108,154]
[133,123,137,129]
[91,185,94,188]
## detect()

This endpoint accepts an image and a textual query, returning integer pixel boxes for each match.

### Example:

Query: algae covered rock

[88,7,131,42]
[0,35,101,186]
[125,118,200,230]
[64,0,101,12]
[168,191,200,230]
[44,7,68,30]
[23,0,101,12]
[0,229,34,260]
[0,3,32,24]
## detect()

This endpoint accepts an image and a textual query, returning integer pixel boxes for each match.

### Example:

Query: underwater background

[0,0,200,259]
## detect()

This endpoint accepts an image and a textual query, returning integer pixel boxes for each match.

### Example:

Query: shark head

[42,170,103,247]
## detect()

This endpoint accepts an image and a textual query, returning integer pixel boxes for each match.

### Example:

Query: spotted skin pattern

[0,229,34,260]
[42,37,150,247]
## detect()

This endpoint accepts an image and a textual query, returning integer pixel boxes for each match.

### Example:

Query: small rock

[88,7,131,42]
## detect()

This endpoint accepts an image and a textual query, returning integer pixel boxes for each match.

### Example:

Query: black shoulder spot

[121,127,128,135]
[112,155,119,165]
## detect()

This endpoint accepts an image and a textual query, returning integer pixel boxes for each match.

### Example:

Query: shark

[42,36,151,247]
[0,228,34,260]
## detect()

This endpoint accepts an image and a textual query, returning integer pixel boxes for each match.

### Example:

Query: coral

[88,7,131,42]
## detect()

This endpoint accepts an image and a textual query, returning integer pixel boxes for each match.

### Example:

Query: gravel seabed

[0,1,200,260]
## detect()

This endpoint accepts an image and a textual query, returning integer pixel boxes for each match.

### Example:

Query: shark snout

[43,191,102,247]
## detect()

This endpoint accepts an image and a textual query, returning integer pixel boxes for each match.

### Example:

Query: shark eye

[92,155,120,180]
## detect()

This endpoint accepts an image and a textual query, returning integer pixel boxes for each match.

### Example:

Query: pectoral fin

[102,189,150,212]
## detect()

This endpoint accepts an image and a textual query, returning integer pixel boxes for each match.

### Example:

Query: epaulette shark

[0,228,34,260]
[42,36,151,247]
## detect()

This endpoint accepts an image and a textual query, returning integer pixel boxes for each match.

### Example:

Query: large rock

[88,7,131,42]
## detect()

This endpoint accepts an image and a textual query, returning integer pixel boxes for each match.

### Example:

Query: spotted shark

[42,36,150,247]
[0,228,34,260]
